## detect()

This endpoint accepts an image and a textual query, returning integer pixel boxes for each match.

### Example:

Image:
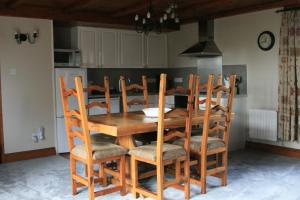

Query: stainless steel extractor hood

[181,18,222,57]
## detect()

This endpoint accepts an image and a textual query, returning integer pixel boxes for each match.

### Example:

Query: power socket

[32,133,38,143]
[37,127,45,140]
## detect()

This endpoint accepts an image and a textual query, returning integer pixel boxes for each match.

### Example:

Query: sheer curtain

[278,11,300,141]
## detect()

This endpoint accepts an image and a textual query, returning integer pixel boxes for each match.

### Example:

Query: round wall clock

[257,31,275,51]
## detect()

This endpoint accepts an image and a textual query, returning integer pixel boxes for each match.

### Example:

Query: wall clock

[257,31,275,51]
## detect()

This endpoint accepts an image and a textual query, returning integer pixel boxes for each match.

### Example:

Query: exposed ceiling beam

[0,5,131,28]
[65,0,95,12]
[6,0,25,8]
[181,0,300,23]
[113,0,170,17]
[212,0,300,18]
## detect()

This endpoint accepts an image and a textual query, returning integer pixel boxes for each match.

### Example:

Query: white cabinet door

[101,30,119,68]
[120,31,144,67]
[146,34,167,68]
[78,27,98,68]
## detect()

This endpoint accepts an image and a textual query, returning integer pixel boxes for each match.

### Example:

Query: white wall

[215,9,300,149]
[167,23,199,67]
[215,9,280,110]
[0,16,54,154]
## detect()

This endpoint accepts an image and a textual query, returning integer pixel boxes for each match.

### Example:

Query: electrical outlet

[32,133,38,143]
[37,127,45,140]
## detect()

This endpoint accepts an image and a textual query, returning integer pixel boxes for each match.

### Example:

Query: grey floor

[1,149,300,200]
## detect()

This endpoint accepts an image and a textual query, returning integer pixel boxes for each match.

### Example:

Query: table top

[88,109,230,137]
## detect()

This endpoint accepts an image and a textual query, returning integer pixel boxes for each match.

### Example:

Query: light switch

[174,77,183,83]
[9,68,16,75]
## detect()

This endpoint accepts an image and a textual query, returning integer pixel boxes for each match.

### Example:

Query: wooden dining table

[88,108,232,149]
[88,108,233,188]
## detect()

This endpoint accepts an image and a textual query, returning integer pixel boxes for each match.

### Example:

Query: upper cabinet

[76,27,98,68]
[120,31,144,68]
[72,26,168,68]
[101,30,119,68]
[146,34,167,68]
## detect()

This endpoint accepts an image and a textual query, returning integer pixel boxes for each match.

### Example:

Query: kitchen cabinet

[148,94,158,107]
[120,31,144,67]
[73,26,168,68]
[101,30,119,68]
[88,97,120,115]
[146,34,167,68]
[76,27,98,68]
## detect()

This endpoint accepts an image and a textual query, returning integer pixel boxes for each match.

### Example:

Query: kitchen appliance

[54,48,81,67]
[54,68,87,153]
[181,18,222,57]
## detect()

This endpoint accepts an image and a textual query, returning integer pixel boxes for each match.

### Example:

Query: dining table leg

[116,135,137,193]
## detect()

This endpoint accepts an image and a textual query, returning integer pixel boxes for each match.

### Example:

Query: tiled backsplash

[223,65,247,95]
[87,68,197,94]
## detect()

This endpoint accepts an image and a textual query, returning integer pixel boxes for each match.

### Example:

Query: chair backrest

[200,74,236,153]
[59,76,93,162]
[85,76,111,113]
[194,74,223,113]
[156,73,195,162]
[120,75,149,113]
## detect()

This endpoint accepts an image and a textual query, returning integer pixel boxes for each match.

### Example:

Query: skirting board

[246,141,300,159]
[2,147,56,163]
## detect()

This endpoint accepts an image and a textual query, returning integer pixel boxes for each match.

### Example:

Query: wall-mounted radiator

[249,109,277,142]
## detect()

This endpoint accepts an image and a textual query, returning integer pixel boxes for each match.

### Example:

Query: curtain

[278,11,300,141]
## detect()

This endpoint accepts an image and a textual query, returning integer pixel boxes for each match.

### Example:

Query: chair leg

[183,159,190,200]
[120,156,126,196]
[157,162,164,200]
[131,156,138,199]
[99,163,107,186]
[84,164,87,177]
[87,164,95,200]
[200,154,207,194]
[70,157,77,195]
[221,151,228,186]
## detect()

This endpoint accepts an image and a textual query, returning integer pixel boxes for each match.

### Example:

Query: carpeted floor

[1,149,300,200]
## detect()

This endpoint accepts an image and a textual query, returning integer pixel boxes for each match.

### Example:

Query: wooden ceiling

[0,0,300,28]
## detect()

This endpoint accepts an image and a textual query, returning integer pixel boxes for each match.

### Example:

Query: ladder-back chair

[59,76,127,200]
[129,73,195,200]
[176,74,236,194]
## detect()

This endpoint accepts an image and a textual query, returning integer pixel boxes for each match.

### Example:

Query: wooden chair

[192,74,222,136]
[174,74,236,194]
[84,76,115,144]
[59,76,127,200]
[129,73,195,200]
[120,75,156,144]
[120,75,149,113]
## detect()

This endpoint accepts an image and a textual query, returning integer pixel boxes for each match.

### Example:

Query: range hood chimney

[181,18,222,57]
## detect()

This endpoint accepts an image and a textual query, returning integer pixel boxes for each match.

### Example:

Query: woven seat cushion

[173,136,225,152]
[71,142,127,160]
[90,133,116,144]
[128,143,186,161]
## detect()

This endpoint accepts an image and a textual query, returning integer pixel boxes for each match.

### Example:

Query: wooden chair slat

[64,88,77,97]
[126,83,144,91]
[213,85,230,93]
[211,105,227,113]
[86,101,107,109]
[165,86,190,96]
[164,130,185,142]
[208,123,226,133]
[127,98,146,106]
[84,85,106,93]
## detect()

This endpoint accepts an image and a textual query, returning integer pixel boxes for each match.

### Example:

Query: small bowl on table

[142,107,172,118]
